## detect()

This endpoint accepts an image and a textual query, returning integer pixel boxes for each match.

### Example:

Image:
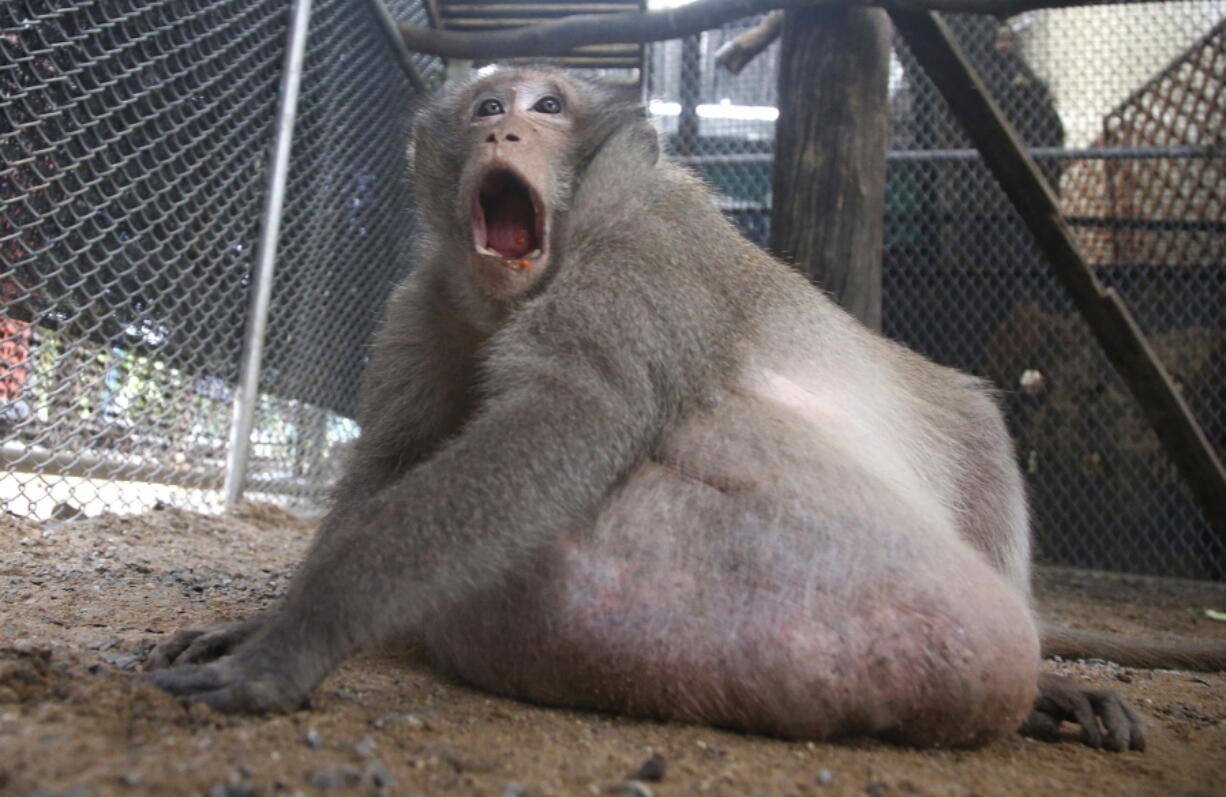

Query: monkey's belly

[423,462,1038,747]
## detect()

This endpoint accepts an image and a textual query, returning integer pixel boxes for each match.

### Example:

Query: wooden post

[769,5,891,329]
[892,9,1226,542]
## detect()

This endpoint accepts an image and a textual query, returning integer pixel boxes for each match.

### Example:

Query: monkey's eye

[532,96,562,114]
[476,99,504,117]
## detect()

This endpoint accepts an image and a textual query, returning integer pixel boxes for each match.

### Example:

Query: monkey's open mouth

[472,169,544,261]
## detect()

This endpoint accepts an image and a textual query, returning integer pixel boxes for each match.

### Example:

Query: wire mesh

[3,0,1221,581]
[648,2,1224,579]
[2,0,286,516]
[242,0,438,511]
[1,0,437,517]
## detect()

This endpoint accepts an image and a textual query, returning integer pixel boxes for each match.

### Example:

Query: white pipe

[223,0,313,508]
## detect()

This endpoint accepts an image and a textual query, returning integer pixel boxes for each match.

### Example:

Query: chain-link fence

[3,1,1223,580]
[649,1,1224,579]
[1,0,437,517]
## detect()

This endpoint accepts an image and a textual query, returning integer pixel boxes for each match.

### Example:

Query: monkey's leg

[426,457,1041,746]
[935,387,1145,751]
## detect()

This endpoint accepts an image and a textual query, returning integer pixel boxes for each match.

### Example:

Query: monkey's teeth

[475,245,499,257]
[525,249,542,259]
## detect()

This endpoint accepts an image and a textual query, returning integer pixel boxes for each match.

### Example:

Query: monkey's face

[453,71,585,300]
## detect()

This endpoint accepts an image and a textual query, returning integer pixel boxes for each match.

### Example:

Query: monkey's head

[410,67,657,300]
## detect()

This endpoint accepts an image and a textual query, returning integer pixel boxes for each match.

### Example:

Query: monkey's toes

[1024,673,1145,752]
[1085,687,1145,752]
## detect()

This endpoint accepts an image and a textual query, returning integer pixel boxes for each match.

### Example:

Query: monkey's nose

[485,132,522,143]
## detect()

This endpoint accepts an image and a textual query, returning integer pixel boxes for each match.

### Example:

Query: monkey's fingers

[175,620,259,666]
[145,628,211,671]
[141,656,306,713]
[186,680,308,714]
[145,618,261,671]
[141,660,233,693]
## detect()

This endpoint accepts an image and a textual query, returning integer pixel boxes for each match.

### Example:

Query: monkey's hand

[140,631,318,713]
[1019,672,1145,752]
[145,616,262,670]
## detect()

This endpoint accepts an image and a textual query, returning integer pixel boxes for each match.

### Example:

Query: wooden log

[769,5,890,328]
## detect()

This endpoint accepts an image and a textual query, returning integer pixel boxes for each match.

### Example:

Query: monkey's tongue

[483,192,537,258]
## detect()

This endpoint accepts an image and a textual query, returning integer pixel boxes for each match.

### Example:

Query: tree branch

[714,10,784,75]
[399,0,1138,59]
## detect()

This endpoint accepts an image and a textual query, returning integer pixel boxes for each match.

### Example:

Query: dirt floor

[1,504,1224,797]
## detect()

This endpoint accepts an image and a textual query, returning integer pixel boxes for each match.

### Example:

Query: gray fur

[145,68,1158,749]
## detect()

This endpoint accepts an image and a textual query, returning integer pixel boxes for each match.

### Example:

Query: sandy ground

[1,504,1224,797]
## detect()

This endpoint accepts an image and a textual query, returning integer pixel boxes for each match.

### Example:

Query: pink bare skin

[426,301,1040,748]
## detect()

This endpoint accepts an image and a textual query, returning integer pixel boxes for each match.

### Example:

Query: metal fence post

[223,0,313,508]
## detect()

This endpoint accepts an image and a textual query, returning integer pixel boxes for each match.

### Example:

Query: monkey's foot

[145,617,260,670]
[141,652,309,713]
[1019,673,1145,752]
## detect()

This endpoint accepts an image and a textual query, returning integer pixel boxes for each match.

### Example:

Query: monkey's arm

[331,274,483,504]
[146,275,480,672]
[145,282,687,712]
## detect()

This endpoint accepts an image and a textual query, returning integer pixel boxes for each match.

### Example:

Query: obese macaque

[148,67,1218,751]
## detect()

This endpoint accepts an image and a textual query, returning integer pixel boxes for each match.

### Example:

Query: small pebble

[866,779,884,796]
[609,781,653,797]
[817,769,834,785]
[311,765,362,790]
[502,783,525,797]
[632,754,666,782]
[119,772,143,787]
[366,762,395,788]
[303,727,323,748]
[371,713,425,730]
[227,783,257,797]
[354,736,377,755]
